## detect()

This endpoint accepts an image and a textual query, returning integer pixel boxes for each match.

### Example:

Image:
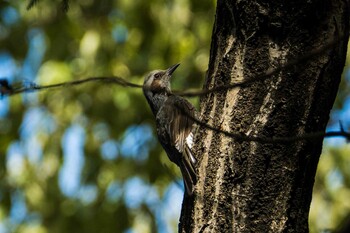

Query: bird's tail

[179,146,197,195]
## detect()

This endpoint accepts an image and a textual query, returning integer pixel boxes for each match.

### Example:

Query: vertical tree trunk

[180,0,349,232]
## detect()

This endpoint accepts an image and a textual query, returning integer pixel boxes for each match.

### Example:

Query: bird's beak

[166,63,180,76]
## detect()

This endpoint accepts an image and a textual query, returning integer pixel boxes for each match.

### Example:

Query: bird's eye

[154,73,162,79]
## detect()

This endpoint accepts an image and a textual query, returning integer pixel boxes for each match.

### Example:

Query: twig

[0,76,142,97]
[174,35,342,97]
[0,35,342,98]
[175,104,350,144]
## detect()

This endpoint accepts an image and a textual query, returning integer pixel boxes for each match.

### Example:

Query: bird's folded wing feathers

[159,95,198,195]
[164,95,196,152]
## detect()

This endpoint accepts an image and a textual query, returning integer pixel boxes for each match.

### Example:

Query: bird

[143,63,197,195]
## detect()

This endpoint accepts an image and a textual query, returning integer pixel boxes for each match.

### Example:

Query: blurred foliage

[310,145,350,233]
[309,40,350,233]
[0,0,214,232]
[0,0,349,233]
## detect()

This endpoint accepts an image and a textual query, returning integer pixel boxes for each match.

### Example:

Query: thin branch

[0,35,342,98]
[174,35,342,97]
[0,76,142,97]
[175,104,350,144]
[201,119,350,144]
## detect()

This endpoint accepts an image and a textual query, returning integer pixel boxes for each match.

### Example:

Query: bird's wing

[164,95,196,153]
[160,95,197,195]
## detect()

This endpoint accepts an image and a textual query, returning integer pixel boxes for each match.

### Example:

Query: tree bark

[180,0,349,232]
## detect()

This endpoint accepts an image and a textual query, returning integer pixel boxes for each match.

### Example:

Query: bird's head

[143,63,180,95]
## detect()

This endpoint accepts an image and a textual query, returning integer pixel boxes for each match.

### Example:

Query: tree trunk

[180,0,349,232]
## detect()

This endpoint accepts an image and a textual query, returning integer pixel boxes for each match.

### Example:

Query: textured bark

[180,0,349,232]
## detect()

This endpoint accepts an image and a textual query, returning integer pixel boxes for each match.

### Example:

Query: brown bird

[143,64,197,195]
